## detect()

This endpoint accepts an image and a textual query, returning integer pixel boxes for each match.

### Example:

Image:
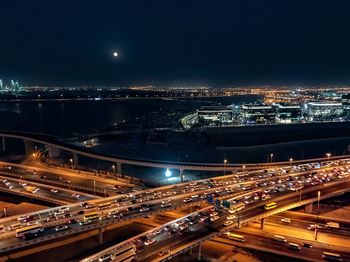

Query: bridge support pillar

[305,203,313,214]
[47,146,60,158]
[197,243,202,260]
[1,137,6,152]
[24,140,34,155]
[180,169,184,183]
[73,152,79,166]
[117,162,122,174]
[98,227,105,244]
[260,218,265,230]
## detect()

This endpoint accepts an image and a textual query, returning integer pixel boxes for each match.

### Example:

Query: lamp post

[289,158,293,166]
[326,153,331,161]
[224,159,227,175]
[69,158,73,168]
[242,165,246,172]
[270,153,274,163]
[93,180,96,195]
[165,168,171,184]
[112,165,116,175]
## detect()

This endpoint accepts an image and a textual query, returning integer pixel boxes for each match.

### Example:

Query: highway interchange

[0,157,350,261]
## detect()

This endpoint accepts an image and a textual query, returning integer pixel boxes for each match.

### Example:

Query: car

[19,182,27,187]
[50,189,59,193]
[32,187,40,194]
[281,218,291,223]
[85,203,95,209]
[224,220,234,226]
[72,193,81,199]
[58,207,70,213]
[45,216,56,222]
[4,166,12,170]
[79,220,91,226]
[80,202,89,207]
[8,223,22,231]
[210,216,219,222]
[227,215,236,220]
[200,216,209,222]
[183,198,192,203]
[109,210,119,216]
[144,238,156,246]
[98,254,114,262]
[140,207,150,212]
[161,202,172,208]
[153,229,162,236]
[55,225,69,231]
[23,232,39,240]
[303,243,313,248]
[67,218,77,224]
[210,212,218,217]
[158,250,170,257]
[307,224,322,230]
[40,175,47,179]
[99,215,109,220]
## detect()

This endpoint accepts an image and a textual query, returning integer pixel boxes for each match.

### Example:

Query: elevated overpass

[0,130,348,177]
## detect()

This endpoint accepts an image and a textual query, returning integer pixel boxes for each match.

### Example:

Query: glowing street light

[165,168,171,184]
[326,153,331,160]
[242,165,246,172]
[289,158,293,166]
[112,165,116,175]
[69,158,73,167]
[224,159,228,175]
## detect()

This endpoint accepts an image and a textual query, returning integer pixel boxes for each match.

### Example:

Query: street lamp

[93,180,96,195]
[270,153,274,163]
[224,159,227,175]
[289,158,293,166]
[69,158,73,168]
[242,165,246,172]
[165,168,171,184]
[112,165,116,175]
[326,153,331,161]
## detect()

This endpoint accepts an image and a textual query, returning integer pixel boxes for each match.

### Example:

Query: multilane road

[1,159,347,253]
[82,164,350,261]
[0,161,136,197]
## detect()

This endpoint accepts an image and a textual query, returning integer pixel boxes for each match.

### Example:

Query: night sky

[1,0,350,86]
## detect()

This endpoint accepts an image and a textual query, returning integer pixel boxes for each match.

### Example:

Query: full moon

[113,52,118,57]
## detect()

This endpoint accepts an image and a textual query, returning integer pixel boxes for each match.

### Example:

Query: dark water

[0,95,260,136]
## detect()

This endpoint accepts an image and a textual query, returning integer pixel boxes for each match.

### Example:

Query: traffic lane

[1,160,347,228]
[0,167,124,196]
[0,176,94,204]
[280,211,350,230]
[1,166,348,246]
[218,231,350,261]
[266,216,350,237]
[0,162,136,197]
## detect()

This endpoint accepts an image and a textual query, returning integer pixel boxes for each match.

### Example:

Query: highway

[0,175,97,205]
[0,159,347,253]
[0,161,136,196]
[81,165,350,261]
